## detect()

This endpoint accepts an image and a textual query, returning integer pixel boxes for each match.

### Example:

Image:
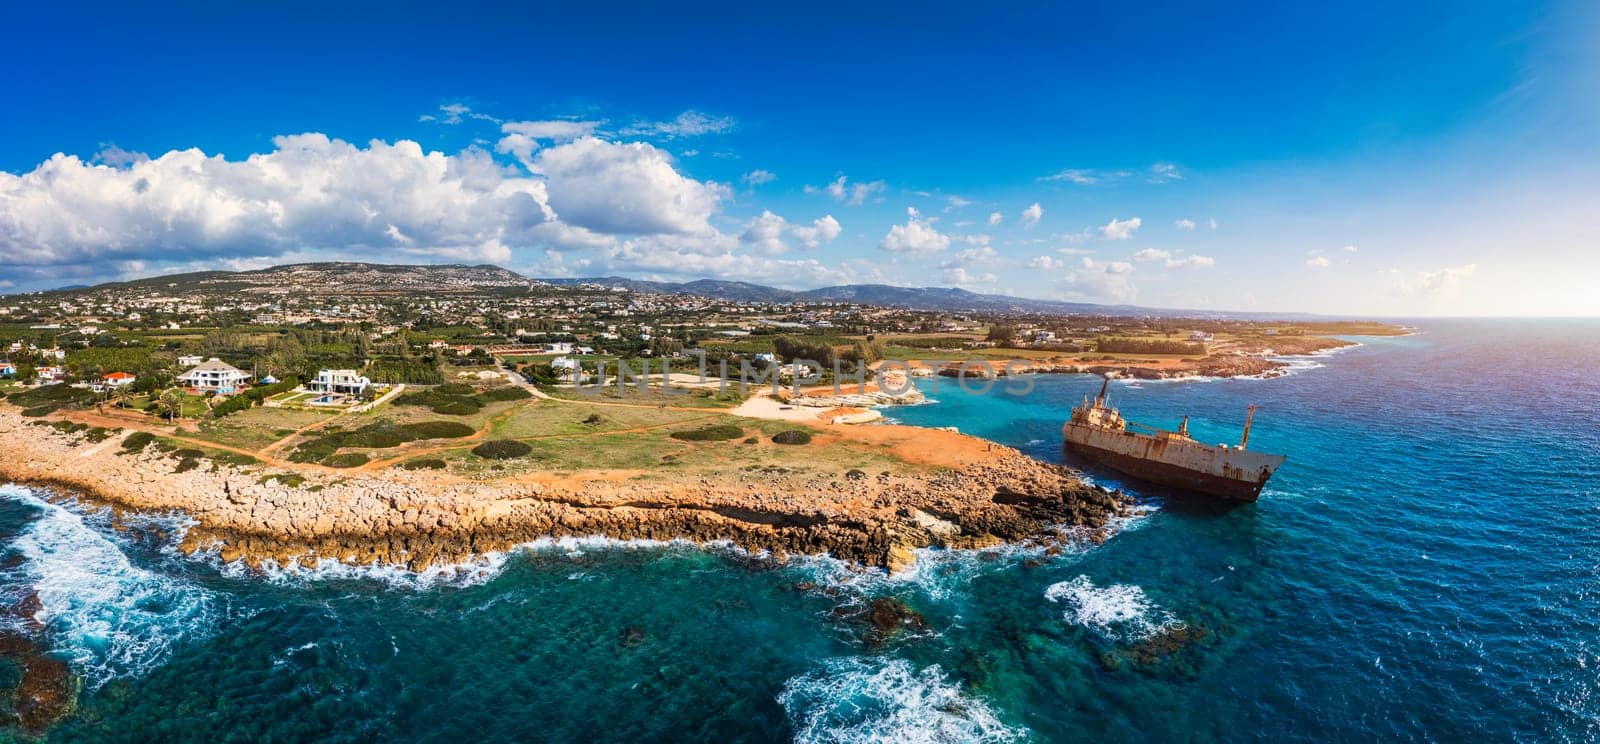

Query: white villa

[550,356,582,381]
[177,354,204,367]
[178,358,248,392]
[308,369,371,395]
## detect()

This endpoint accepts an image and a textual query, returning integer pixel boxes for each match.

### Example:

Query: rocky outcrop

[0,408,1128,575]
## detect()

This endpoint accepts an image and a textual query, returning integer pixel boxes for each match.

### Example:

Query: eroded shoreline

[0,407,1129,575]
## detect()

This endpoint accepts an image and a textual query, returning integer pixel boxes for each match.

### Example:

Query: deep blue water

[4,319,1600,741]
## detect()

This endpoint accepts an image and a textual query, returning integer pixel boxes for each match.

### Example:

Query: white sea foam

[0,484,220,691]
[778,656,1026,743]
[195,534,701,590]
[787,507,1154,605]
[1044,574,1181,642]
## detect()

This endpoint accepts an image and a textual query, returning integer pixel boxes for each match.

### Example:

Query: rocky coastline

[0,408,1129,576]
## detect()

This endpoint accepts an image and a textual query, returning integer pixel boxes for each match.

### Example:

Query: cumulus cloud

[0,134,555,273]
[879,207,951,255]
[1026,255,1063,270]
[806,175,885,206]
[1020,202,1043,228]
[742,169,777,186]
[1174,218,1196,230]
[620,110,735,138]
[0,129,794,288]
[987,211,1003,226]
[942,267,997,287]
[1099,217,1142,240]
[1306,255,1332,268]
[1132,247,1213,269]
[940,244,998,269]
[737,211,842,255]
[536,137,727,235]
[1057,256,1138,302]
[496,119,602,168]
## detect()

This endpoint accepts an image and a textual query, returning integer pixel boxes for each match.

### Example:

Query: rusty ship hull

[1062,423,1285,501]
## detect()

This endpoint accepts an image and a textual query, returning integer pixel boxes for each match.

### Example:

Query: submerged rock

[0,632,81,737]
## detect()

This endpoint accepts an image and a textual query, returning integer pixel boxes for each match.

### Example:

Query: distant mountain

[41,262,545,297]
[542,277,1148,315]
[15,262,1324,319]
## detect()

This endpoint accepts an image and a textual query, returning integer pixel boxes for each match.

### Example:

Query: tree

[157,389,186,422]
[986,324,1017,344]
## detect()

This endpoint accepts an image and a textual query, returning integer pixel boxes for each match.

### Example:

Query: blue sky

[2,1,1596,315]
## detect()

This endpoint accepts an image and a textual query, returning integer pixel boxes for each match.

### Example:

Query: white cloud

[0,134,555,274]
[945,195,972,210]
[987,211,1003,226]
[496,119,602,168]
[1148,162,1182,182]
[1057,256,1138,302]
[1041,168,1099,185]
[1207,217,1219,230]
[742,169,777,186]
[1026,255,1062,270]
[879,207,951,254]
[420,102,501,125]
[1174,218,1196,230]
[536,137,727,235]
[1020,202,1043,228]
[1381,264,1478,296]
[940,244,999,269]
[790,215,842,249]
[942,267,998,287]
[1129,247,1212,269]
[1099,217,1142,240]
[806,175,886,206]
[1306,255,1332,268]
[1164,254,1215,269]
[620,110,735,138]
[738,211,842,255]
[1343,244,1359,253]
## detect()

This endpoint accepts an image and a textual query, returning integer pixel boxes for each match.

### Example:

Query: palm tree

[157,389,185,422]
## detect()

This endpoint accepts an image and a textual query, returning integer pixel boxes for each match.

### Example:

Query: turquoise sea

[4,318,1600,741]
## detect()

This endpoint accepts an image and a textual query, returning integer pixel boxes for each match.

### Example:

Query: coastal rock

[0,407,1127,576]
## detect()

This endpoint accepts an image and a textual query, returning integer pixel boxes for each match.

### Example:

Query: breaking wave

[1045,574,1181,642]
[195,535,709,591]
[778,656,1025,743]
[0,485,221,691]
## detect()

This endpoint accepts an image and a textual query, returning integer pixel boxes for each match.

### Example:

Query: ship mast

[1240,405,1258,449]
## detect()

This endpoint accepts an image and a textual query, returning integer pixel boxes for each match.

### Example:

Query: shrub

[399,458,448,470]
[477,386,531,402]
[434,382,476,395]
[669,424,745,442]
[324,452,370,468]
[84,426,118,443]
[771,430,813,445]
[121,431,157,453]
[395,390,483,415]
[582,413,603,425]
[432,399,481,415]
[173,457,201,473]
[402,421,475,439]
[472,440,532,459]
